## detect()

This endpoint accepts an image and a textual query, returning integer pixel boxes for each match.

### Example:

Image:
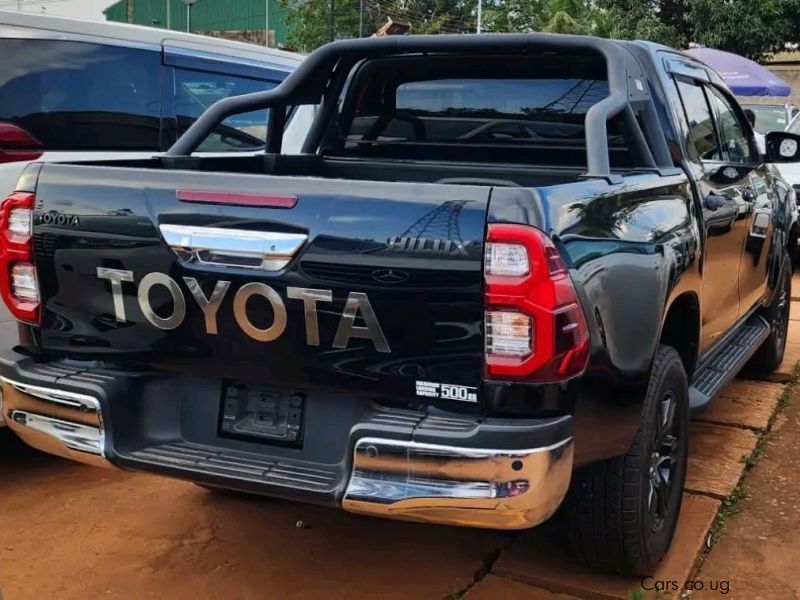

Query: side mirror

[766,131,800,162]
[710,164,754,184]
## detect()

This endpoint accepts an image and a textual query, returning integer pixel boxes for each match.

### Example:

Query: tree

[482,0,597,35]
[689,0,799,60]
[281,0,364,52]
[593,0,686,47]
[281,0,475,52]
[282,0,800,60]
[597,0,800,59]
[480,0,547,33]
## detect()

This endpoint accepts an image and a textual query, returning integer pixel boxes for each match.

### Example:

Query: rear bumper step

[0,352,573,530]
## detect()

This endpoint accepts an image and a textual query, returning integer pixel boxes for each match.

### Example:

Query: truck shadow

[0,429,55,474]
[0,443,511,598]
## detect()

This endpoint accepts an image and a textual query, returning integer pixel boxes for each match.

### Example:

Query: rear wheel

[749,253,791,374]
[566,345,689,575]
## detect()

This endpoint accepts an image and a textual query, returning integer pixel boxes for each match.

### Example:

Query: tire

[749,252,791,374]
[566,345,690,576]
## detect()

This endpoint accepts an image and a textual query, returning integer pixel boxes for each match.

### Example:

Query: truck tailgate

[31,164,489,406]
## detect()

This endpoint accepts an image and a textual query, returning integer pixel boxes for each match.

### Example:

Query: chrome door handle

[159,224,307,271]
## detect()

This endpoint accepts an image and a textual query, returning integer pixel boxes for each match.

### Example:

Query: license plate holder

[220,383,304,446]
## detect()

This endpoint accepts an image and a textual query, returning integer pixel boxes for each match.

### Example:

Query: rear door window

[173,68,279,152]
[0,39,161,150]
[706,87,753,164]
[675,79,722,162]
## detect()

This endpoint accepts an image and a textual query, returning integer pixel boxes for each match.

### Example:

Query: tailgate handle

[159,224,307,271]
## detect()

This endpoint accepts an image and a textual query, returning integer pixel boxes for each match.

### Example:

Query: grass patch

[707,362,800,549]
[708,486,746,545]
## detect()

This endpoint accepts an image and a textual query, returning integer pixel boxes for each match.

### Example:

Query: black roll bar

[166,33,672,177]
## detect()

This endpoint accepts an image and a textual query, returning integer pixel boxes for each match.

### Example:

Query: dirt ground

[0,431,510,599]
[695,384,800,599]
[2,288,800,599]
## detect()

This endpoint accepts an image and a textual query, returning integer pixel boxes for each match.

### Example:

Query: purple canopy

[684,47,792,97]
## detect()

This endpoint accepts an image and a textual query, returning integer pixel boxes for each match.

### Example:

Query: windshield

[744,105,789,134]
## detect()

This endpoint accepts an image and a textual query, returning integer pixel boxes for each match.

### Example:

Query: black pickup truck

[2,33,799,575]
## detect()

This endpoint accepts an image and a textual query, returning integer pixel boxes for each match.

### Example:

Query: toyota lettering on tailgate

[96,269,390,353]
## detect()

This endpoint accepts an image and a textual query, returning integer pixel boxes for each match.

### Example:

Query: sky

[2,0,115,20]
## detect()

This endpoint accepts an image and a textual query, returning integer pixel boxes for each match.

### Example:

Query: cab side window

[706,87,753,164]
[173,68,278,152]
[675,79,721,162]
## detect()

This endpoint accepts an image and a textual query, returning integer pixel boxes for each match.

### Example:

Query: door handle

[704,194,726,211]
[159,224,308,271]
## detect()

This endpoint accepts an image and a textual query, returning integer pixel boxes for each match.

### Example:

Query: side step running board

[689,315,770,416]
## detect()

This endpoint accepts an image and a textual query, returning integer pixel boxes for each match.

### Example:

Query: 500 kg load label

[415,381,478,403]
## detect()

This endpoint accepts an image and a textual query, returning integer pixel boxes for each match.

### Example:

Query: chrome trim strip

[9,411,103,456]
[0,377,100,411]
[352,436,573,458]
[159,224,307,271]
[343,435,574,529]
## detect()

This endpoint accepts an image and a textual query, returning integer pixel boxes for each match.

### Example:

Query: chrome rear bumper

[1,372,573,529]
[0,377,111,468]
[342,436,573,529]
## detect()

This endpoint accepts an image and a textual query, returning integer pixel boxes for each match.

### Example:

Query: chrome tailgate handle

[159,224,307,271]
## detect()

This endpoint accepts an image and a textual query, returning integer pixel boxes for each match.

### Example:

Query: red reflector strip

[176,189,298,209]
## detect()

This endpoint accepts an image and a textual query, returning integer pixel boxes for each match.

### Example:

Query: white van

[0,10,309,358]
[0,10,308,198]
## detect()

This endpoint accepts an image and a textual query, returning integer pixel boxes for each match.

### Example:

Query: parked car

[741,102,798,134]
[0,10,309,200]
[0,34,797,576]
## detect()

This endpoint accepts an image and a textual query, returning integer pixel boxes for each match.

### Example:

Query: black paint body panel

[17,40,795,468]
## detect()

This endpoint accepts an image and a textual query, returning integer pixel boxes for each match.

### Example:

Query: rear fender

[488,174,698,464]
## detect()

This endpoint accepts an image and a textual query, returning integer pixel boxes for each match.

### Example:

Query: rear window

[0,39,161,150]
[335,55,626,167]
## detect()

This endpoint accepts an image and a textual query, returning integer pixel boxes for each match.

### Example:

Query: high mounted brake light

[484,224,589,382]
[0,192,40,324]
[0,123,43,165]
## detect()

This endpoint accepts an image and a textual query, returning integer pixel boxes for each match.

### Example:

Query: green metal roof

[105,0,289,45]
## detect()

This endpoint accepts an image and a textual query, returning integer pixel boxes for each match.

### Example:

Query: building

[104,0,290,48]
[763,51,800,107]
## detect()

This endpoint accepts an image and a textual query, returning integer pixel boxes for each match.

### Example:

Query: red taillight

[0,192,40,324]
[0,123,43,165]
[484,223,589,382]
